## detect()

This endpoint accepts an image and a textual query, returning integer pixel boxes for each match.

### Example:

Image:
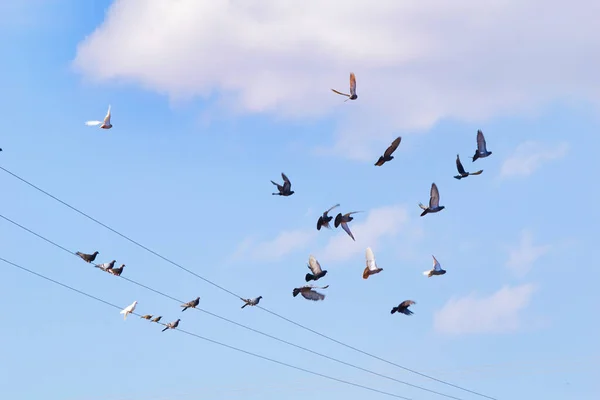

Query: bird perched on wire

[162,318,180,332]
[108,264,125,276]
[391,300,416,316]
[454,154,483,179]
[85,105,113,129]
[75,251,99,263]
[331,72,358,101]
[180,297,200,312]
[423,255,446,278]
[317,203,340,230]
[374,136,402,166]
[363,247,383,279]
[271,172,294,196]
[305,255,327,282]
[334,211,362,241]
[240,296,262,309]
[120,301,137,320]
[419,183,445,217]
[292,284,329,301]
[151,316,162,323]
[472,130,492,162]
[140,314,153,320]
[95,260,116,272]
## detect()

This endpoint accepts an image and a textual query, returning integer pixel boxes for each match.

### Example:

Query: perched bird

[454,154,483,179]
[108,264,125,276]
[305,255,327,282]
[120,300,137,320]
[418,183,445,217]
[317,204,340,230]
[363,247,383,279]
[472,130,492,162]
[271,172,294,196]
[162,318,181,332]
[181,297,200,312]
[374,136,402,166]
[85,105,113,129]
[95,260,116,272]
[423,255,447,277]
[391,300,416,316]
[151,316,162,323]
[334,211,361,241]
[292,285,329,301]
[240,296,263,309]
[75,251,99,263]
[140,314,153,320]
[331,72,358,101]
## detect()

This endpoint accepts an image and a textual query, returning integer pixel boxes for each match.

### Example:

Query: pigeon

[374,136,402,166]
[241,296,263,309]
[454,154,483,180]
[418,183,445,217]
[472,130,492,162]
[95,260,116,272]
[305,255,327,282]
[391,300,416,316]
[162,318,181,332]
[108,264,125,276]
[271,172,294,196]
[140,314,153,320]
[292,284,329,301]
[151,316,162,323]
[120,300,137,320]
[181,297,200,312]
[317,204,340,230]
[334,211,362,241]
[363,247,383,279]
[423,255,446,277]
[331,72,358,101]
[75,251,99,263]
[85,105,113,129]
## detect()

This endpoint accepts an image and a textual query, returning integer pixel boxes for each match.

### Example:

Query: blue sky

[1,1,599,399]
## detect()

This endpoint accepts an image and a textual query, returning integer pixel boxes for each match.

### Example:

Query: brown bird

[76,251,99,263]
[305,255,327,282]
[181,297,200,312]
[140,315,153,320]
[374,136,402,166]
[292,284,329,301]
[331,72,358,101]
[317,203,340,230]
[271,172,294,196]
[363,247,383,279]
[334,211,362,241]
[151,316,162,323]
[391,300,416,316]
[108,264,125,276]
[454,154,483,179]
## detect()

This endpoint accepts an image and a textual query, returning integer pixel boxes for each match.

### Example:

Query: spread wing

[281,172,291,185]
[326,203,340,215]
[477,130,487,153]
[85,120,102,126]
[308,255,323,274]
[383,136,401,158]
[429,183,440,209]
[456,154,466,175]
[400,300,415,308]
[103,105,111,124]
[341,222,355,241]
[349,72,357,96]
[365,247,376,271]
[432,255,441,271]
[302,289,326,301]
[331,88,350,97]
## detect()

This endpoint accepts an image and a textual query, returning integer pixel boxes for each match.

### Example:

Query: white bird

[85,105,113,129]
[363,247,383,279]
[423,255,447,278]
[120,300,137,320]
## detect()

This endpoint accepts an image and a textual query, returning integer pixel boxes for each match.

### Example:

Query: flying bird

[391,300,416,316]
[181,297,200,312]
[418,183,445,217]
[95,260,116,272]
[334,211,361,241]
[292,284,329,301]
[75,251,99,263]
[85,105,113,129]
[331,72,358,102]
[271,172,294,196]
[151,316,162,323]
[140,315,153,320]
[305,255,327,282]
[240,296,262,309]
[317,203,340,230]
[454,154,483,179]
[472,130,492,162]
[162,318,181,332]
[108,264,125,276]
[423,255,446,277]
[363,247,383,279]
[374,136,402,166]
[120,300,137,320]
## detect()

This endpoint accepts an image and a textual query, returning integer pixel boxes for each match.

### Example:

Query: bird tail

[85,120,102,126]
[423,270,432,277]
[293,288,300,297]
[241,303,248,309]
[181,307,188,312]
[453,175,462,180]
[362,267,370,280]
[470,170,483,175]
[305,273,314,282]
[391,307,398,314]
[420,209,429,217]
[162,326,169,332]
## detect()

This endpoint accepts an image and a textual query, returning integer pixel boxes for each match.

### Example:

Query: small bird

[305,255,327,282]
[75,251,99,263]
[85,105,113,129]
[419,183,445,217]
[108,264,125,276]
[120,300,137,320]
[331,72,358,101]
[472,130,492,162]
[423,255,446,278]
[271,172,294,196]
[391,300,416,316]
[162,318,181,332]
[240,296,263,309]
[151,316,162,323]
[140,314,153,320]
[334,211,361,241]
[374,136,402,166]
[95,260,116,272]
[292,284,329,301]
[317,204,340,230]
[454,154,483,179]
[363,247,383,279]
[181,297,200,312]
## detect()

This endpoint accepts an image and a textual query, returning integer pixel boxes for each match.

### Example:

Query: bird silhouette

[391,300,416,316]
[317,204,340,230]
[331,72,358,101]
[271,172,294,196]
[76,251,99,263]
[151,316,162,323]
[292,285,329,301]
[374,136,402,166]
[472,130,492,161]
[334,211,362,241]
[418,183,445,217]
[454,154,483,179]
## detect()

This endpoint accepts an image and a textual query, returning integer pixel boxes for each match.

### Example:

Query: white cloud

[72,0,600,160]
[500,141,568,178]
[433,284,536,335]
[231,229,317,262]
[505,230,550,277]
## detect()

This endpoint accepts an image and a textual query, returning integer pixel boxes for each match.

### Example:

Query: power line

[0,255,413,400]
[0,212,465,400]
[0,165,497,400]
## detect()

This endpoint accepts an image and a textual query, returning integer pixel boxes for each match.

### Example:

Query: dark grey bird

[241,296,262,309]
[305,255,327,282]
[292,284,329,301]
[76,251,99,263]
[108,264,125,276]
[271,172,294,196]
[331,72,358,101]
[95,260,116,272]
[334,211,362,241]
[181,297,200,312]
[454,154,483,179]
[161,318,180,332]
[472,130,492,162]
[391,300,416,316]
[374,136,402,166]
[317,203,340,230]
[151,316,162,323]
[140,314,153,320]
[418,183,445,217]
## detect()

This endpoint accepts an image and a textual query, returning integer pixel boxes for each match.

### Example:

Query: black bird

[472,130,492,162]
[374,136,401,166]
[181,297,200,312]
[162,318,180,332]
[76,251,99,263]
[271,172,294,196]
[305,255,327,282]
[331,72,358,101]
[292,284,329,301]
[151,316,162,323]
[454,154,483,179]
[108,264,125,276]
[391,300,416,316]
[334,211,362,241]
[317,203,340,230]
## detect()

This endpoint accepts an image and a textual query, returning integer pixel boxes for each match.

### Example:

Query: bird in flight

[85,105,113,129]
[472,130,492,162]
[76,250,99,263]
[331,72,358,101]
[240,296,262,309]
[423,255,446,278]
[363,247,383,279]
[374,137,402,166]
[305,255,328,282]
[418,183,445,217]
[292,284,329,301]
[391,300,416,316]
[454,154,483,179]
[317,203,340,230]
[334,211,362,241]
[271,172,294,196]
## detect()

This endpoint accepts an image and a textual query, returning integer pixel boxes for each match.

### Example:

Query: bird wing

[331,88,350,97]
[477,130,487,153]
[456,154,467,175]
[271,180,283,191]
[429,183,440,209]
[365,247,376,271]
[383,136,401,158]
[345,211,362,218]
[301,289,326,301]
[326,203,340,214]
[341,222,355,241]
[281,172,291,185]
[400,300,415,308]
[349,72,357,96]
[103,105,111,124]
[85,121,102,126]
[432,255,442,271]
[470,169,483,175]
[308,255,323,274]
[418,203,427,210]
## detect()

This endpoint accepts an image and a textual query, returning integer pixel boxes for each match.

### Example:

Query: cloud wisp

[500,141,568,178]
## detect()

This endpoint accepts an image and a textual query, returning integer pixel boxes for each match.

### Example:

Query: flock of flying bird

[76,72,494,329]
